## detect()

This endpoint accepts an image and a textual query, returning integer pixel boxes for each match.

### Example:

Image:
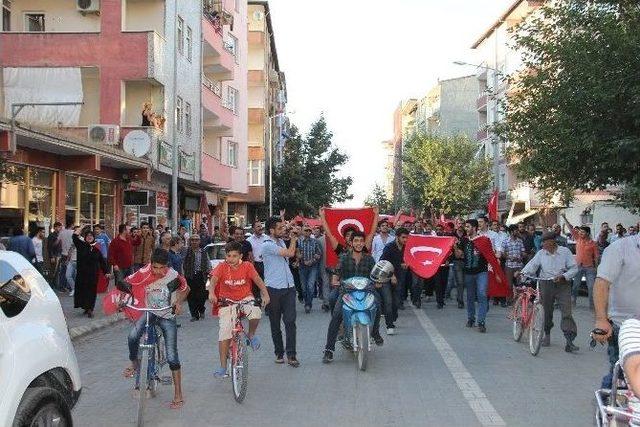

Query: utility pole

[171,0,180,232]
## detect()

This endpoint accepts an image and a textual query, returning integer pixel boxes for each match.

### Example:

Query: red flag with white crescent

[324,207,376,267]
[403,235,456,279]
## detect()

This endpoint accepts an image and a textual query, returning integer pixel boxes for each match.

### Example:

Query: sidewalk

[55,289,124,341]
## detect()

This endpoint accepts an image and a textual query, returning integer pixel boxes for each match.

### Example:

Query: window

[185,102,192,136]
[99,182,115,232]
[176,97,183,133]
[227,141,238,167]
[24,12,45,32]
[249,160,264,186]
[226,87,238,114]
[3,0,10,31]
[224,34,238,61]
[186,26,193,61]
[177,16,184,55]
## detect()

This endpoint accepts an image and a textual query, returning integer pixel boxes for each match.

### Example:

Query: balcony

[201,152,233,189]
[248,108,264,125]
[477,94,487,112]
[202,78,234,135]
[477,128,488,141]
[202,3,236,82]
[0,30,166,86]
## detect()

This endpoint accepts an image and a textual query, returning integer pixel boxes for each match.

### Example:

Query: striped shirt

[298,236,321,266]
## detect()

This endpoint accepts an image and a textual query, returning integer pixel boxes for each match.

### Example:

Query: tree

[273,116,353,217]
[402,133,492,216]
[496,0,640,207]
[364,184,393,214]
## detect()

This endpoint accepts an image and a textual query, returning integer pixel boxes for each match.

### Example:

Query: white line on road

[412,307,506,426]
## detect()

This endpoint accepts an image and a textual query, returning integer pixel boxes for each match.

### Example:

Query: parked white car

[0,251,82,427]
[204,242,227,271]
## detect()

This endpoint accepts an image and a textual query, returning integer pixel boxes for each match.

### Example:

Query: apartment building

[0,0,207,235]
[201,0,248,229]
[471,0,544,221]
[389,99,417,208]
[414,75,478,139]
[381,139,394,200]
[228,0,286,222]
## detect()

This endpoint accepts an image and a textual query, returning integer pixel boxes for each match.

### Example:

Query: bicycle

[122,303,173,427]
[509,274,545,356]
[219,298,253,403]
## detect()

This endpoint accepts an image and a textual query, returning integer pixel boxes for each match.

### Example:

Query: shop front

[122,180,170,229]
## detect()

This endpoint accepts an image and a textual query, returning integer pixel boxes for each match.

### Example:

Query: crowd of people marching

[3,209,640,410]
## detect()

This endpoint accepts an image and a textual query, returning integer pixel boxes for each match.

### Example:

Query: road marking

[412,307,506,426]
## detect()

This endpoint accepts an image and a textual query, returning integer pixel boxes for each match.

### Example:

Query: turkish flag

[403,235,456,279]
[303,217,322,228]
[324,207,376,267]
[471,235,511,298]
[488,190,498,221]
[395,214,416,225]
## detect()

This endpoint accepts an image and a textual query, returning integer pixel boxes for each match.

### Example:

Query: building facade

[414,75,479,139]
[471,0,544,220]
[389,99,416,208]
[0,0,252,238]
[228,0,286,223]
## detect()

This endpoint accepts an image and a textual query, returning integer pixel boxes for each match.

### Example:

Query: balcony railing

[203,75,222,97]
[203,0,234,34]
[476,128,488,141]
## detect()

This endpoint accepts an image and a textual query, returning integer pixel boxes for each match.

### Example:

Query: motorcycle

[341,276,378,371]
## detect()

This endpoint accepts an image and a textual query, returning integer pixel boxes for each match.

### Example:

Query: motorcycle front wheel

[356,324,369,371]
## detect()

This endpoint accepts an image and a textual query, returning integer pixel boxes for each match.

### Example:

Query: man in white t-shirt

[372,219,395,262]
[593,232,640,388]
[31,226,46,275]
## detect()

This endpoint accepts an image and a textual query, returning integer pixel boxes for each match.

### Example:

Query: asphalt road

[72,296,606,427]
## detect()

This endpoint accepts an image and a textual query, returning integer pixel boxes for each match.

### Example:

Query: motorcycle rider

[322,231,385,363]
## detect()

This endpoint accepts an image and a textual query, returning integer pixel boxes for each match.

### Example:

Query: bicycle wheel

[356,324,370,371]
[136,348,149,427]
[230,335,248,403]
[529,303,545,356]
[512,299,524,342]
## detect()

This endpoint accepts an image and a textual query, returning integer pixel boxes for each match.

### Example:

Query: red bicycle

[509,275,545,356]
[219,298,252,403]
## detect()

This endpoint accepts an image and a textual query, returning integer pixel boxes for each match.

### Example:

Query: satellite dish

[123,130,151,158]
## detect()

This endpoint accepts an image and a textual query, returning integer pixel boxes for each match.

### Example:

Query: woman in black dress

[72,228,108,318]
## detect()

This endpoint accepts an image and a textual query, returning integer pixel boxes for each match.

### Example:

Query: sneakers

[386,327,396,336]
[565,341,579,353]
[214,368,228,379]
[372,334,384,346]
[478,323,486,333]
[69,290,74,297]
[249,336,261,351]
[322,350,334,364]
[275,356,285,364]
[542,334,551,347]
[304,306,311,314]
[466,319,475,328]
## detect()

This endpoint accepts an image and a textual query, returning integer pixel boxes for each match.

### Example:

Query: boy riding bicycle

[208,241,270,378]
[116,248,190,410]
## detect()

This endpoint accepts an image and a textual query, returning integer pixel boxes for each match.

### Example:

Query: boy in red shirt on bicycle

[208,241,270,378]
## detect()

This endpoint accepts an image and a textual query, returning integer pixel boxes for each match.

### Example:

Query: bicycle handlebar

[219,298,255,306]
[124,304,174,312]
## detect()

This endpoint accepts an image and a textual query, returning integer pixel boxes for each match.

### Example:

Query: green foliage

[273,116,353,217]
[496,0,640,208]
[364,183,393,214]
[402,133,492,216]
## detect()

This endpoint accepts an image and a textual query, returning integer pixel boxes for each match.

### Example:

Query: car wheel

[13,387,72,427]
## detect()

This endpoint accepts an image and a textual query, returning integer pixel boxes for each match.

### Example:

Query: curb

[69,313,125,341]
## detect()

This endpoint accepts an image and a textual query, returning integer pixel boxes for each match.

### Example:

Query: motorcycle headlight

[342,277,370,291]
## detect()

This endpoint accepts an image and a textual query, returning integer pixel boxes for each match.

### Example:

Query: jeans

[411,272,424,303]
[65,261,77,291]
[446,261,465,302]
[328,287,340,312]
[377,283,395,328]
[320,268,331,305]
[299,264,319,308]
[571,266,597,306]
[465,272,489,324]
[266,287,297,358]
[602,322,621,389]
[325,291,381,352]
[128,314,181,371]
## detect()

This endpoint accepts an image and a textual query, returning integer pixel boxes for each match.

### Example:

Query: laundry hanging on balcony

[3,67,83,127]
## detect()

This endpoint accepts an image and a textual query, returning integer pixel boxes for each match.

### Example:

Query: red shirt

[210,261,257,301]
[108,236,135,269]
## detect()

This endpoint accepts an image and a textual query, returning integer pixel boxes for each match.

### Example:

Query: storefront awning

[506,209,539,226]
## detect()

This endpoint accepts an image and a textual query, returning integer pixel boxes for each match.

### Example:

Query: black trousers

[434,267,449,305]
[187,272,207,318]
[266,287,297,358]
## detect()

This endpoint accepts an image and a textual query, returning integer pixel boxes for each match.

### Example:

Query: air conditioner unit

[77,0,100,13]
[88,125,120,145]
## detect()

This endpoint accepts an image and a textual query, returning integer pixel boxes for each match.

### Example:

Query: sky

[267,0,516,206]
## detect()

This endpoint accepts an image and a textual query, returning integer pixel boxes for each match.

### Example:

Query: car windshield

[206,244,226,260]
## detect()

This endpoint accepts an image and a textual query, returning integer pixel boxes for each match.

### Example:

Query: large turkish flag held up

[324,207,376,268]
[403,235,456,279]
